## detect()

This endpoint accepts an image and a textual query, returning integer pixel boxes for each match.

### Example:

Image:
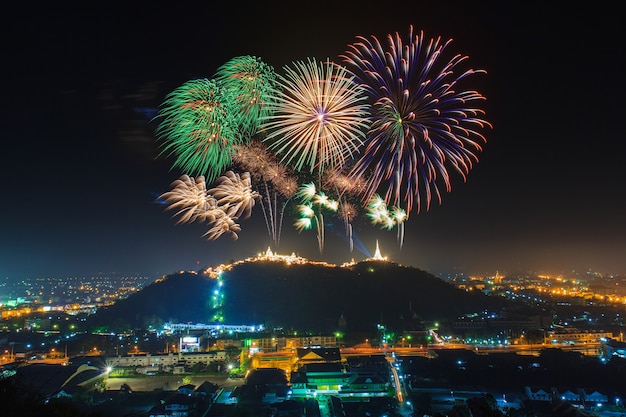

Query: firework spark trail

[348,223,353,253]
[274,176,298,248]
[341,25,491,216]
[294,183,339,255]
[317,212,325,255]
[263,181,276,242]
[323,169,365,252]
[366,194,407,247]
[231,142,276,242]
[390,206,407,249]
[338,201,357,252]
[231,141,297,248]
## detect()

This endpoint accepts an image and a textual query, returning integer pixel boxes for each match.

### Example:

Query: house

[296,347,341,366]
[250,351,295,373]
[246,368,289,386]
[195,380,220,401]
[177,384,196,396]
[525,386,552,401]
[289,370,309,397]
[291,355,396,401]
[290,362,349,398]
[554,388,580,403]
[234,368,290,404]
[262,385,291,404]
[273,399,304,416]
[165,393,195,417]
[601,337,626,358]
[345,354,391,383]
[580,389,608,405]
[342,374,390,398]
[147,403,168,417]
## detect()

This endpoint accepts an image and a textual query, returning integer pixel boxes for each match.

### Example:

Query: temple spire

[372,240,384,260]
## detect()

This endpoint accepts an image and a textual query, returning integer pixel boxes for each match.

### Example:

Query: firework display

[213,56,278,137]
[294,183,339,254]
[209,171,259,220]
[338,201,358,252]
[231,140,298,248]
[158,175,216,224]
[158,171,258,241]
[155,79,239,184]
[366,195,407,248]
[260,58,371,176]
[154,25,490,253]
[322,168,367,253]
[341,25,491,215]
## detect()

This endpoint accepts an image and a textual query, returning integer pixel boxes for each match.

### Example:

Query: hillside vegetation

[88,261,534,334]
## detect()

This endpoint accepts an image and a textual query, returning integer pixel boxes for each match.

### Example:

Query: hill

[87,260,535,335]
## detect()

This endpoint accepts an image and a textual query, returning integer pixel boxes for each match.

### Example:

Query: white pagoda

[371,240,387,261]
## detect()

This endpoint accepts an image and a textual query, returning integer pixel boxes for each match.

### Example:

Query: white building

[107,351,226,369]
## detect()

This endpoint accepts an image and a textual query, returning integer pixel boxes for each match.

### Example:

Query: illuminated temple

[255,247,307,264]
[369,240,387,261]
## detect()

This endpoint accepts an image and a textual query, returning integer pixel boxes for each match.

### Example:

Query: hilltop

[87,260,535,335]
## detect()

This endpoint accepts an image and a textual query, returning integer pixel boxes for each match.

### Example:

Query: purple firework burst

[341,25,492,215]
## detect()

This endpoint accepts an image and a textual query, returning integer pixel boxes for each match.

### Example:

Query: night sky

[2,2,625,281]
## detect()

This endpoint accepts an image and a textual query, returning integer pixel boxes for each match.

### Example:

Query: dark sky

[2,2,625,281]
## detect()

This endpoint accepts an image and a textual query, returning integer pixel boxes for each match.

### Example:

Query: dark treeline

[87,261,536,336]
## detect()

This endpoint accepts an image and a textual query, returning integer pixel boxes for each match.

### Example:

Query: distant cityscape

[2,246,625,335]
[2,247,626,417]
[0,273,153,318]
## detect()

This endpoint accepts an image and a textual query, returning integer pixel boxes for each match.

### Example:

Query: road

[342,342,603,358]
[387,354,414,417]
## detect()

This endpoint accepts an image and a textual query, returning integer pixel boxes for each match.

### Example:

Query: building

[601,337,626,358]
[289,348,393,402]
[11,363,108,400]
[106,351,226,371]
[547,330,612,345]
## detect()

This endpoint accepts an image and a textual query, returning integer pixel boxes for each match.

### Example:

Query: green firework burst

[156,78,239,183]
[214,55,278,137]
